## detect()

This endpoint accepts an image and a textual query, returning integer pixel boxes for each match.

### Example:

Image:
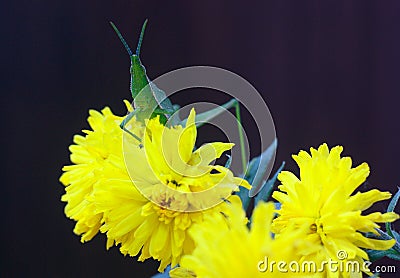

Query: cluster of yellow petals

[172,201,312,277]
[170,144,399,278]
[61,103,398,277]
[272,143,399,277]
[60,100,138,242]
[60,103,250,271]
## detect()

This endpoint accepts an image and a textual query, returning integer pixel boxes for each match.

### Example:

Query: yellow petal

[189,142,234,167]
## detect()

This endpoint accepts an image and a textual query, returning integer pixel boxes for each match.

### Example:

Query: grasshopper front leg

[120,109,142,144]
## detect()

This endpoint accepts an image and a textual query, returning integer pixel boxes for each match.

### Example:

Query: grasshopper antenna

[136,19,148,56]
[110,21,133,56]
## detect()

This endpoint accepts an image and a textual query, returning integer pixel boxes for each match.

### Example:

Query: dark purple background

[1,1,400,277]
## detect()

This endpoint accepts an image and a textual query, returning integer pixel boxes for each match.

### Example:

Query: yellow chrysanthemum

[124,108,249,211]
[60,101,142,242]
[173,201,315,277]
[272,143,399,277]
[94,109,250,271]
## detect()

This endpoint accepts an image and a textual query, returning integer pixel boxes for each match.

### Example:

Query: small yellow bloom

[272,143,399,277]
[174,201,314,277]
[60,101,141,242]
[94,108,250,271]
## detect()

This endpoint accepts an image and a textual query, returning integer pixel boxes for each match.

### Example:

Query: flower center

[310,219,324,235]
[310,223,317,232]
[166,179,182,188]
[150,182,190,213]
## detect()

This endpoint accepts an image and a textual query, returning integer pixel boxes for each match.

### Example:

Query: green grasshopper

[111,21,250,181]
[110,20,176,140]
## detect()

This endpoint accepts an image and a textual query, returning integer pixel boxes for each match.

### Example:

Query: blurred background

[1,0,400,277]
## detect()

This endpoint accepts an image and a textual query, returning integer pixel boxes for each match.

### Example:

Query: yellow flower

[174,201,313,277]
[272,143,399,277]
[125,109,249,211]
[60,101,141,242]
[94,108,250,271]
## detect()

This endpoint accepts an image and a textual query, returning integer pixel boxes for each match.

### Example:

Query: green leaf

[366,249,388,262]
[237,186,251,211]
[225,154,232,169]
[248,139,277,197]
[244,154,260,184]
[254,162,285,206]
[374,228,400,255]
[386,187,400,238]
[387,187,400,214]
[181,99,238,127]
[237,151,259,211]
[385,249,400,260]
[393,230,400,243]
[236,139,277,211]
[375,228,393,240]
[366,246,400,262]
[166,104,182,127]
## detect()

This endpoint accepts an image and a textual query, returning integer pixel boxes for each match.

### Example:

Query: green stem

[386,222,394,239]
[234,100,247,174]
